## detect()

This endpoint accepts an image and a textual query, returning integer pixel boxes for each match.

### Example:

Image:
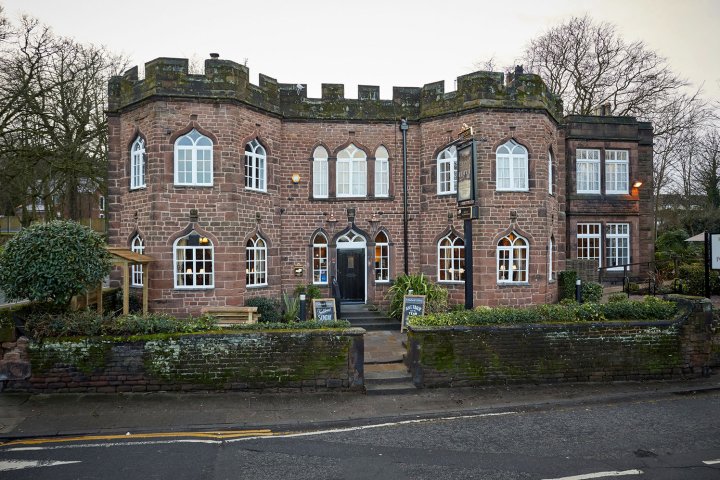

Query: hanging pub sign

[456,139,477,205]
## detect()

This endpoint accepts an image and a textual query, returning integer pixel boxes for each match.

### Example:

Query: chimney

[209,53,220,59]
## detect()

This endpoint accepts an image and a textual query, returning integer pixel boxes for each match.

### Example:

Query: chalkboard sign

[401,295,426,332]
[313,298,337,322]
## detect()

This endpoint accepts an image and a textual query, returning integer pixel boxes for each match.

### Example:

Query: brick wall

[407,298,715,387]
[3,329,364,393]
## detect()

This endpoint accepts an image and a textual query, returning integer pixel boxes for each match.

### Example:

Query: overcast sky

[2,0,719,102]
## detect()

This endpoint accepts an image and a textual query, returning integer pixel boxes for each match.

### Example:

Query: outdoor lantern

[291,173,301,184]
[633,180,643,188]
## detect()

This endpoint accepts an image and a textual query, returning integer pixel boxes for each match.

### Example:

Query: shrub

[677,263,720,296]
[386,274,448,320]
[225,319,350,330]
[245,297,282,323]
[608,292,628,303]
[281,291,300,322]
[582,281,603,303]
[557,271,577,301]
[0,220,111,310]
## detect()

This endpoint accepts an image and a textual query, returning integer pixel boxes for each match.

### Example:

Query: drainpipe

[400,118,409,275]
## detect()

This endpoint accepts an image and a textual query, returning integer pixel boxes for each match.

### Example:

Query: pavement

[1,375,719,442]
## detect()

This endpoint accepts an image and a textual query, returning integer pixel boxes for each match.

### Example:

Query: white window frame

[131,234,145,287]
[496,140,529,191]
[246,234,268,287]
[374,146,389,198]
[606,223,630,270]
[374,231,389,282]
[174,129,213,187]
[577,223,602,267]
[336,144,367,197]
[548,236,554,281]
[130,137,146,189]
[548,150,553,195]
[576,148,600,194]
[437,232,465,283]
[173,231,214,289]
[437,146,457,195]
[497,232,529,283]
[605,150,629,194]
[245,139,267,192]
[312,232,328,285]
[312,146,329,198]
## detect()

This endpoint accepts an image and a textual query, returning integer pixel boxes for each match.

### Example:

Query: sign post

[455,126,478,310]
[401,295,426,332]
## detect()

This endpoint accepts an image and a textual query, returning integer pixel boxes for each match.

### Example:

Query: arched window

[548,236,554,281]
[374,231,389,282]
[245,139,266,192]
[496,140,528,191]
[312,232,328,284]
[336,144,367,197]
[246,234,267,286]
[438,232,465,282]
[131,137,146,189]
[497,232,528,283]
[312,146,328,198]
[173,230,214,288]
[174,129,213,186]
[374,146,389,198]
[548,149,553,195]
[437,146,457,195]
[131,234,144,287]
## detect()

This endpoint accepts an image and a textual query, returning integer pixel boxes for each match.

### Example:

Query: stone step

[365,382,418,395]
[364,362,416,395]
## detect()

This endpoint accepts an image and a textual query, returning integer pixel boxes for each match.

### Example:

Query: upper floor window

[605,150,629,194]
[374,231,389,282]
[437,146,457,195]
[246,234,268,287]
[131,137,146,189]
[496,140,528,191]
[375,146,389,198]
[438,232,465,282]
[174,129,213,186]
[245,139,266,192]
[337,144,367,197]
[548,150,553,195]
[131,234,144,287]
[313,146,329,198]
[174,231,214,289]
[576,149,600,194]
[497,232,528,283]
[312,232,328,285]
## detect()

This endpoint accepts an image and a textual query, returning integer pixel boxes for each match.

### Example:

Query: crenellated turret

[108,56,563,121]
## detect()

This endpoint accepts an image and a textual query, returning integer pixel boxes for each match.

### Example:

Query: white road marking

[8,439,222,451]
[543,470,643,480]
[0,459,81,472]
[703,459,720,465]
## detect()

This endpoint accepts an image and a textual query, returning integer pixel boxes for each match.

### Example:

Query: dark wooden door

[337,249,364,301]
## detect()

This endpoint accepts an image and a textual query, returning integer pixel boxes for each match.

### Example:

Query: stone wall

[407,298,715,387]
[2,329,364,393]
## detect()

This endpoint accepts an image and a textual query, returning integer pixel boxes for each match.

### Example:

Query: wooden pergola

[99,247,155,315]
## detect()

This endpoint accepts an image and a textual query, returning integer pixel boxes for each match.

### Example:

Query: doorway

[335,230,366,302]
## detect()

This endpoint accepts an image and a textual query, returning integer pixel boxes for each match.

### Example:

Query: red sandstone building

[107,57,654,316]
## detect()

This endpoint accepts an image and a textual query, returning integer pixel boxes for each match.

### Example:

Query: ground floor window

[131,234,144,287]
[174,231,213,288]
[312,232,328,284]
[374,231,389,282]
[246,234,267,286]
[497,232,528,283]
[605,223,630,269]
[438,232,465,282]
[577,223,601,267]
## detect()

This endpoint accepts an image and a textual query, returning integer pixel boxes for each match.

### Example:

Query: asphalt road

[1,391,719,479]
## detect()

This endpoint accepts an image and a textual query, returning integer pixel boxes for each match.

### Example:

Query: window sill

[130,185,147,191]
[497,282,530,287]
[174,286,215,291]
[438,281,465,285]
[245,187,269,194]
[496,188,529,193]
[247,283,269,289]
[437,191,457,196]
[173,184,214,188]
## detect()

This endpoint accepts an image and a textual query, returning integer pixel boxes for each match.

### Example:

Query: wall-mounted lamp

[326,212,337,225]
[293,264,304,277]
[291,173,301,184]
[632,180,643,188]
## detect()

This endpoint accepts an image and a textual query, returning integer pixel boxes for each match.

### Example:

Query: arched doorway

[336,230,366,302]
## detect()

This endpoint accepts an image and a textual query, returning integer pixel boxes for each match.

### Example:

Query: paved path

[364,331,405,364]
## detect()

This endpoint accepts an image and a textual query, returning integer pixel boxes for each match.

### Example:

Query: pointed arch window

[312,232,328,284]
[438,232,465,282]
[313,146,329,198]
[245,139,267,192]
[374,231,390,282]
[497,232,528,283]
[496,140,528,191]
[174,129,213,186]
[131,137,146,189]
[375,146,389,198]
[173,230,214,288]
[131,234,144,287]
[437,146,457,195]
[548,149,553,195]
[246,234,268,286]
[337,144,367,197]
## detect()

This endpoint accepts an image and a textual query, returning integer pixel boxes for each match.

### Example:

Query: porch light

[291,173,301,184]
[633,180,643,188]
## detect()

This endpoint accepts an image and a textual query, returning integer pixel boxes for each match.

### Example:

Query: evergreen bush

[557,271,577,301]
[386,274,448,319]
[245,296,282,323]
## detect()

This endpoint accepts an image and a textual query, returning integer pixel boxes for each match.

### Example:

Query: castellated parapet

[108,57,563,121]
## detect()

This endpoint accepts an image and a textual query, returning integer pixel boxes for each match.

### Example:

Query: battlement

[108,57,563,121]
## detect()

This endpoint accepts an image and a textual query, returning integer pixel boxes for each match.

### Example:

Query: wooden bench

[200,306,260,326]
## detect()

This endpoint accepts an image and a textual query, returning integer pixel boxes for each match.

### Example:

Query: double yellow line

[0,429,274,447]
